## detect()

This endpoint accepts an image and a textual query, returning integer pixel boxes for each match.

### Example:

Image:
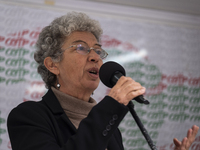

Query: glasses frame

[63,44,108,59]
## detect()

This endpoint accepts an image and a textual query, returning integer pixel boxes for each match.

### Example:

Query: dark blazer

[7,89,129,150]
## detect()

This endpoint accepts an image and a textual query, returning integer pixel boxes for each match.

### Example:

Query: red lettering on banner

[101,35,121,47]
[8,30,29,37]
[22,30,29,37]
[5,37,29,47]
[7,32,17,37]
[25,89,29,95]
[31,92,45,99]
[23,98,29,102]
[102,38,121,47]
[162,74,200,86]
[188,77,200,86]
[122,42,138,52]
[162,75,167,81]
[30,41,36,46]
[157,144,167,150]
[7,141,12,149]
[4,29,41,47]
[0,36,5,42]
[23,81,46,102]
[30,81,44,87]
[191,143,200,150]
[195,136,200,142]
[170,143,175,149]
[144,55,149,60]
[166,74,188,85]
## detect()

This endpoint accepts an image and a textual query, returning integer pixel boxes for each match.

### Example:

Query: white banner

[0,2,199,150]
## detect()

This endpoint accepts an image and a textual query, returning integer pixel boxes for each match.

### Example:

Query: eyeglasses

[63,43,108,59]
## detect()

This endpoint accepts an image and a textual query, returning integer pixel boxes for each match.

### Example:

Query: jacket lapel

[42,89,77,132]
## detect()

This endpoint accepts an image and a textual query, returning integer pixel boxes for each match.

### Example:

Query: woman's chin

[86,81,99,91]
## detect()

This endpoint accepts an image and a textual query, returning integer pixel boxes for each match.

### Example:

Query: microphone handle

[134,95,150,105]
[112,72,149,105]
[128,101,157,150]
[111,71,156,149]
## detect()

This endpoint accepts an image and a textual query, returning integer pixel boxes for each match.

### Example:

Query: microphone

[99,61,157,150]
[99,61,149,105]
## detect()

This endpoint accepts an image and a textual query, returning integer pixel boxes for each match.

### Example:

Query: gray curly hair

[34,12,103,89]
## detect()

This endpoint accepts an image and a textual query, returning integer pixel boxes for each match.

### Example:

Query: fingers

[173,125,199,150]
[186,128,193,147]
[187,125,199,142]
[181,137,188,148]
[173,138,181,147]
[186,125,199,148]
[120,77,145,96]
[108,76,145,105]
[173,137,188,150]
[126,87,145,100]
[192,125,199,136]
[115,76,141,91]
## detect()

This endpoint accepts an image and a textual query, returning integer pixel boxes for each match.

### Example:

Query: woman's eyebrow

[72,40,102,47]
[72,40,86,44]
[95,43,102,47]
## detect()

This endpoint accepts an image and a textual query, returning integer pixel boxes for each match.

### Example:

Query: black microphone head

[99,61,126,88]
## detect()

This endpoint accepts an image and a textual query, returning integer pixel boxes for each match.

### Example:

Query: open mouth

[89,70,97,75]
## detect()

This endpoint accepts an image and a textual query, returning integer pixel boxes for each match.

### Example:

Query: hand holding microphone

[99,61,149,106]
[108,76,146,106]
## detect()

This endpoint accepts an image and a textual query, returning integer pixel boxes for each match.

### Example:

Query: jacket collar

[42,88,77,132]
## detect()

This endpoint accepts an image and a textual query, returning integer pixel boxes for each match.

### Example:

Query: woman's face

[56,31,103,95]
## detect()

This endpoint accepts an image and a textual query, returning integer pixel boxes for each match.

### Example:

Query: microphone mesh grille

[99,61,126,88]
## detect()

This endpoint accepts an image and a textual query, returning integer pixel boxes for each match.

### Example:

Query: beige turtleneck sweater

[51,87,97,129]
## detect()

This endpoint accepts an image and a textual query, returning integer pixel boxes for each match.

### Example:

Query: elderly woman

[7,12,198,150]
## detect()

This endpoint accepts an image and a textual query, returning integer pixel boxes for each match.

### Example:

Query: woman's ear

[44,57,59,75]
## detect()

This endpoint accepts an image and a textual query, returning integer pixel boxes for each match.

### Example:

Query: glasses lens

[100,49,108,59]
[76,44,89,55]
[93,48,108,59]
[94,49,102,55]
